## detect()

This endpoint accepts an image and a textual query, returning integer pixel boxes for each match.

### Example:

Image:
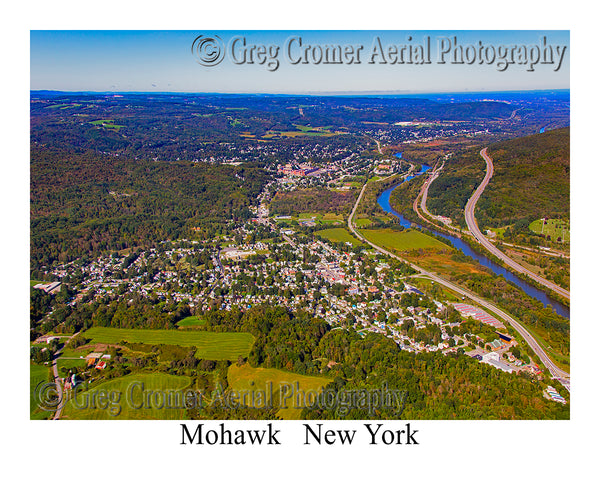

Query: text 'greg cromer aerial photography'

[30,30,570,421]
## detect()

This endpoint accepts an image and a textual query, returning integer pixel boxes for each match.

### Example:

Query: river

[377,163,570,319]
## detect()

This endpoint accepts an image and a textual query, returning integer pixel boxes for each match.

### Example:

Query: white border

[4,1,599,477]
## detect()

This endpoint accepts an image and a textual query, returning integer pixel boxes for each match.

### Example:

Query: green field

[529,218,570,243]
[177,316,207,327]
[90,119,125,131]
[61,372,192,420]
[228,364,331,420]
[84,327,254,360]
[355,218,373,227]
[316,228,363,246]
[30,363,53,420]
[30,280,44,287]
[57,358,87,371]
[362,228,448,252]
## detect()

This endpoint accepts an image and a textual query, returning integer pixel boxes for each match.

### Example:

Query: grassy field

[355,218,373,227]
[83,327,254,360]
[227,364,331,420]
[177,316,207,327]
[90,119,125,131]
[316,228,363,246]
[362,228,448,252]
[61,372,192,420]
[529,218,570,243]
[30,280,44,287]
[30,363,53,420]
[57,358,87,370]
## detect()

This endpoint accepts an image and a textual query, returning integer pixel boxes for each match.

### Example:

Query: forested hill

[427,127,569,229]
[30,148,270,270]
[477,127,570,229]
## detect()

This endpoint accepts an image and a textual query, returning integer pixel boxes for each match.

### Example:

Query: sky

[30,30,569,94]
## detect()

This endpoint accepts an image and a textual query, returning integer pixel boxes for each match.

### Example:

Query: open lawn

[30,280,44,287]
[362,228,448,252]
[61,372,192,420]
[529,218,570,243]
[355,218,373,227]
[316,228,363,246]
[83,327,254,361]
[228,364,331,420]
[177,316,207,327]
[57,358,87,371]
[30,363,53,420]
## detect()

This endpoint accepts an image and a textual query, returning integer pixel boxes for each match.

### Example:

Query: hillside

[427,128,569,231]
[477,127,570,229]
[30,147,269,270]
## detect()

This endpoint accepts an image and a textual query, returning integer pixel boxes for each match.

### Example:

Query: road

[374,139,383,155]
[411,160,461,233]
[348,177,569,382]
[465,148,570,301]
[51,352,63,420]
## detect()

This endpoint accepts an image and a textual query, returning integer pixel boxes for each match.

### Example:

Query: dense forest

[424,147,486,228]
[30,147,269,270]
[270,188,357,216]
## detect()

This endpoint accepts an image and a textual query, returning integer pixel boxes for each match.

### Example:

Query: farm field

[406,251,488,276]
[61,372,192,420]
[30,363,53,420]
[529,218,570,243]
[316,228,363,246]
[89,119,125,131]
[362,228,448,252]
[177,316,206,327]
[83,327,255,361]
[227,364,331,420]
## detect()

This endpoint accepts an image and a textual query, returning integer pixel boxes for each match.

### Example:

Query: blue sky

[30,30,569,93]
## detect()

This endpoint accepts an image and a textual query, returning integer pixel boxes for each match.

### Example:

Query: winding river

[377,163,570,319]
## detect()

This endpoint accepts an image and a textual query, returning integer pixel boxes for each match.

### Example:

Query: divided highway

[465,148,570,301]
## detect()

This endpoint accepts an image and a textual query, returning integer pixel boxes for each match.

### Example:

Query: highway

[465,148,570,301]
[348,176,569,383]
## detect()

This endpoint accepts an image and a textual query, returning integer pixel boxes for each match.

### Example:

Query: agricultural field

[30,363,53,420]
[177,316,206,327]
[316,228,363,246]
[89,119,125,131]
[61,372,192,420]
[529,218,570,243]
[83,327,255,361]
[362,228,448,253]
[227,364,331,420]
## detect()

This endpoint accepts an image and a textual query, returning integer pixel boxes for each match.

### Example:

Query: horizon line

[30,87,570,97]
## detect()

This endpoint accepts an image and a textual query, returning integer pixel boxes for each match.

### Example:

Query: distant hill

[477,127,569,228]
